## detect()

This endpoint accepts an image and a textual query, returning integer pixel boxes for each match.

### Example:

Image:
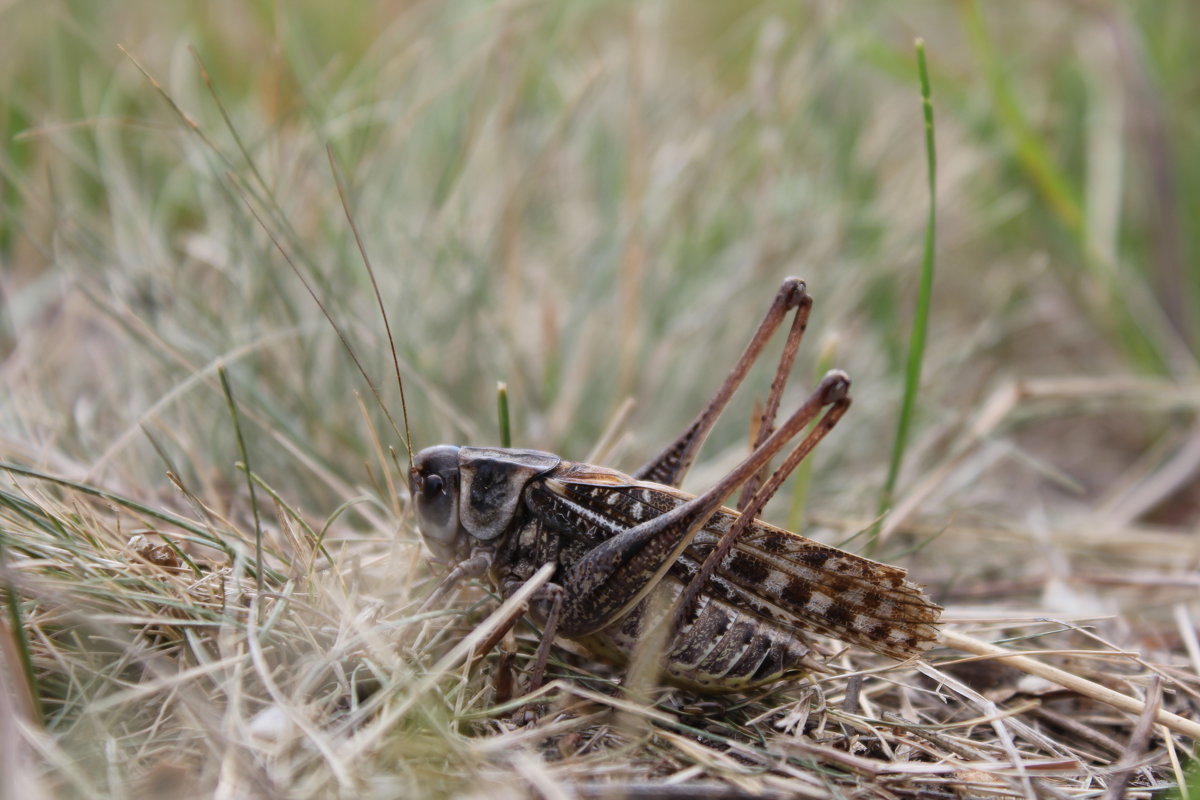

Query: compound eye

[410,445,463,555]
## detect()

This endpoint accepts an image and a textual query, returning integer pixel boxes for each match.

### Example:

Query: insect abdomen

[581,575,825,693]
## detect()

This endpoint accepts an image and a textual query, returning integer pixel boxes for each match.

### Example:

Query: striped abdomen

[581,573,826,692]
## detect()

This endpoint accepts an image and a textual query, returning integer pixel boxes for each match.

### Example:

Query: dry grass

[3,2,1199,797]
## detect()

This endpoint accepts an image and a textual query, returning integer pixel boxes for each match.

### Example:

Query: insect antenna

[326,146,415,470]
[232,168,414,470]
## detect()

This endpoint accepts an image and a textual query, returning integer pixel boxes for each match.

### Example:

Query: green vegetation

[873,37,936,555]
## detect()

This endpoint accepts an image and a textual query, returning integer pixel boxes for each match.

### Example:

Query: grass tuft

[218,363,265,600]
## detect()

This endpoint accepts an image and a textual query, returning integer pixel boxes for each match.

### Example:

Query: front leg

[417,550,493,615]
[527,583,563,692]
[495,577,564,694]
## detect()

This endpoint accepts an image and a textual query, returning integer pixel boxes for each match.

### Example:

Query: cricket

[409,278,942,693]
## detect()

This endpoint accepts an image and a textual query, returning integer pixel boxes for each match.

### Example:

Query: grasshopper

[409,279,941,692]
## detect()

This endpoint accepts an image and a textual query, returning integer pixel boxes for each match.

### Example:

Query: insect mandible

[409,279,942,693]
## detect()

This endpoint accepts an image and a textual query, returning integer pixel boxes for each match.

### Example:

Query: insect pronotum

[409,279,942,692]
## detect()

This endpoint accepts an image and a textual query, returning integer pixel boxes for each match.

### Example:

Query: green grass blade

[218,364,265,599]
[871,38,938,554]
[497,381,512,448]
[0,462,248,561]
[1,548,44,727]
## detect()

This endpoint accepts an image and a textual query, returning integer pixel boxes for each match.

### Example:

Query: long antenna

[229,175,413,466]
[327,145,415,470]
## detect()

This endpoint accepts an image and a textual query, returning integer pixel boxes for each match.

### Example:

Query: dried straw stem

[942,629,1200,740]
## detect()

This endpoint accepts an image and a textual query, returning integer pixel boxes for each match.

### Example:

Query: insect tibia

[414,549,493,619]
[632,277,816,489]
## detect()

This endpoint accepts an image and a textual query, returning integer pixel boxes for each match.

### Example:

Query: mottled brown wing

[545,462,942,661]
[683,518,942,660]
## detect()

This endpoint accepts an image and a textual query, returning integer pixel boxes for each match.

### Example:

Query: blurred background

[4,1,1197,539]
[3,1,1200,794]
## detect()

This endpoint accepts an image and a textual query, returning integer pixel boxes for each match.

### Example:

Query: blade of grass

[139,430,207,578]
[497,381,511,448]
[189,47,273,211]
[940,630,1200,741]
[0,462,253,566]
[957,1,1081,235]
[870,38,937,556]
[218,364,264,600]
[245,470,337,577]
[0,550,44,727]
[959,0,1182,373]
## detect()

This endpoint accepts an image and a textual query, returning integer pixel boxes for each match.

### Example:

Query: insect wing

[540,467,941,661]
[687,518,942,660]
